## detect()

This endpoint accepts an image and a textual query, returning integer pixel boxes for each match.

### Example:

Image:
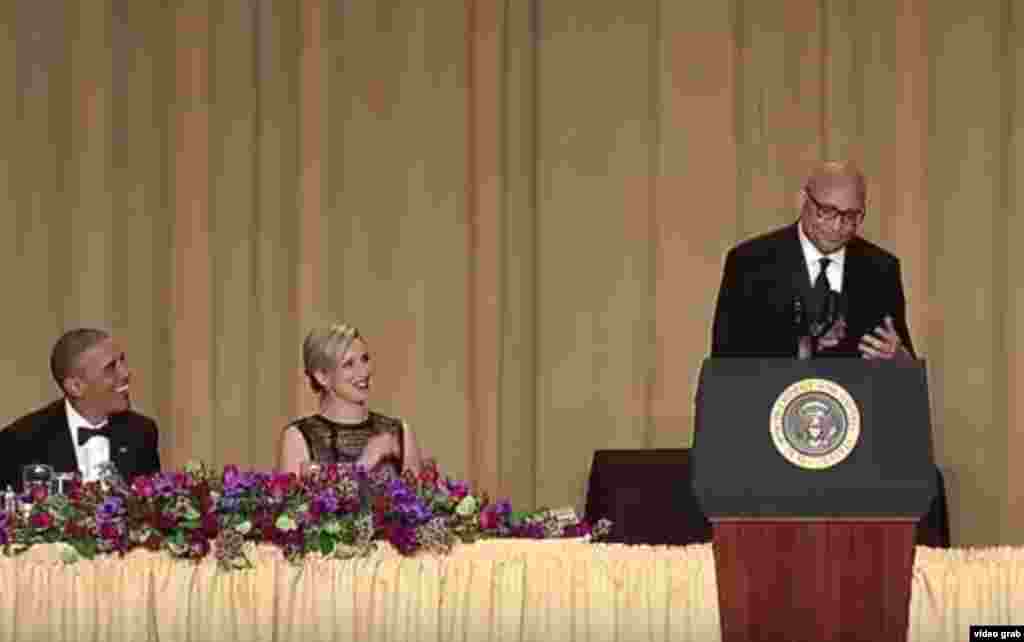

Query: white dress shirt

[65,399,111,482]
[797,220,846,292]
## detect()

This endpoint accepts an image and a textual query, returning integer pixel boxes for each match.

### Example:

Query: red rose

[193,482,214,513]
[325,465,340,483]
[100,523,120,539]
[144,533,164,551]
[418,462,439,486]
[266,474,293,498]
[64,521,89,539]
[190,536,210,558]
[30,512,53,529]
[479,508,498,531]
[158,513,178,531]
[201,512,219,537]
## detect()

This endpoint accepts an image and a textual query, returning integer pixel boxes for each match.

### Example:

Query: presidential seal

[769,378,860,470]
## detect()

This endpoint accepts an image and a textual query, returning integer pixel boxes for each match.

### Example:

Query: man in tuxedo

[0,328,161,491]
[711,161,914,360]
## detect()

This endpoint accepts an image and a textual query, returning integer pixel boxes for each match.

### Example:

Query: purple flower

[386,525,418,555]
[223,465,241,489]
[240,472,260,490]
[151,474,176,497]
[97,496,123,521]
[313,489,339,515]
[218,496,241,512]
[513,522,546,539]
[386,479,431,525]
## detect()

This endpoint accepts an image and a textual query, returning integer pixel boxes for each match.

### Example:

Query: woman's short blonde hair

[302,323,362,396]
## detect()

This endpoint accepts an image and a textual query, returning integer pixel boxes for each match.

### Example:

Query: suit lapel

[43,401,80,475]
[782,223,814,316]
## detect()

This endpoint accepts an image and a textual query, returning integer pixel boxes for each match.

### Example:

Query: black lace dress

[288,411,406,474]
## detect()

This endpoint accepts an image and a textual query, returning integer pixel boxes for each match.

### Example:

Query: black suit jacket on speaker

[0,400,161,491]
[711,223,915,358]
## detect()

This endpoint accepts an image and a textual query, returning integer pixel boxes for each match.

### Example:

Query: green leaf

[319,532,335,556]
[72,538,98,559]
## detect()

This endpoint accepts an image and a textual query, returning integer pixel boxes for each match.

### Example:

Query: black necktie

[814,257,831,297]
[77,425,112,446]
[811,257,832,327]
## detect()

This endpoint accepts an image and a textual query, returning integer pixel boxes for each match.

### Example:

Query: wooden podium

[692,358,937,642]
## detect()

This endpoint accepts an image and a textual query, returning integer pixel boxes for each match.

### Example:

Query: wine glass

[22,463,54,494]
[93,461,125,490]
[53,472,77,496]
[300,461,322,482]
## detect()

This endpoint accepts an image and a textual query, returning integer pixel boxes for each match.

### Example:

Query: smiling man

[0,328,161,491]
[710,160,915,359]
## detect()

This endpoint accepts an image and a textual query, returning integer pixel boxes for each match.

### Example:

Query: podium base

[712,519,916,642]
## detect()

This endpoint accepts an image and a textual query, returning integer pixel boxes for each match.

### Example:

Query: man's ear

[63,376,84,399]
[795,189,808,211]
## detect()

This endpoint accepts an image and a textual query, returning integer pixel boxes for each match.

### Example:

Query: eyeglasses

[804,188,865,226]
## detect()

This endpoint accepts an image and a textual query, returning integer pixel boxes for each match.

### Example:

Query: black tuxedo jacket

[0,400,161,491]
[711,223,915,358]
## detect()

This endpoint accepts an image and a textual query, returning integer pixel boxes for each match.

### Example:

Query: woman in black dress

[278,323,422,477]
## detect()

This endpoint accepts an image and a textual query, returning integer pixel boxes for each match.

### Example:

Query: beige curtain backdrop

[0,1,1020,546]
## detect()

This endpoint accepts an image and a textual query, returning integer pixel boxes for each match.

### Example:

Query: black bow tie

[77,425,112,446]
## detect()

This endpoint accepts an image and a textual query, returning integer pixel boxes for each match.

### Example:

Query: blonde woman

[278,324,422,476]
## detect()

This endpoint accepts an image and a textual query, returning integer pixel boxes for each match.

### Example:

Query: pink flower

[132,477,155,498]
[30,485,48,503]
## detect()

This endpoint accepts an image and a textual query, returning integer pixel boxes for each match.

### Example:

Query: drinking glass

[93,462,124,489]
[300,461,322,481]
[53,472,77,496]
[22,463,54,494]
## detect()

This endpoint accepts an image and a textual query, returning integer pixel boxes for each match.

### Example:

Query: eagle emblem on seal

[770,379,861,470]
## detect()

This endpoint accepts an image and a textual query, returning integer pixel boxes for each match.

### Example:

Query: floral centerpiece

[0,460,611,570]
